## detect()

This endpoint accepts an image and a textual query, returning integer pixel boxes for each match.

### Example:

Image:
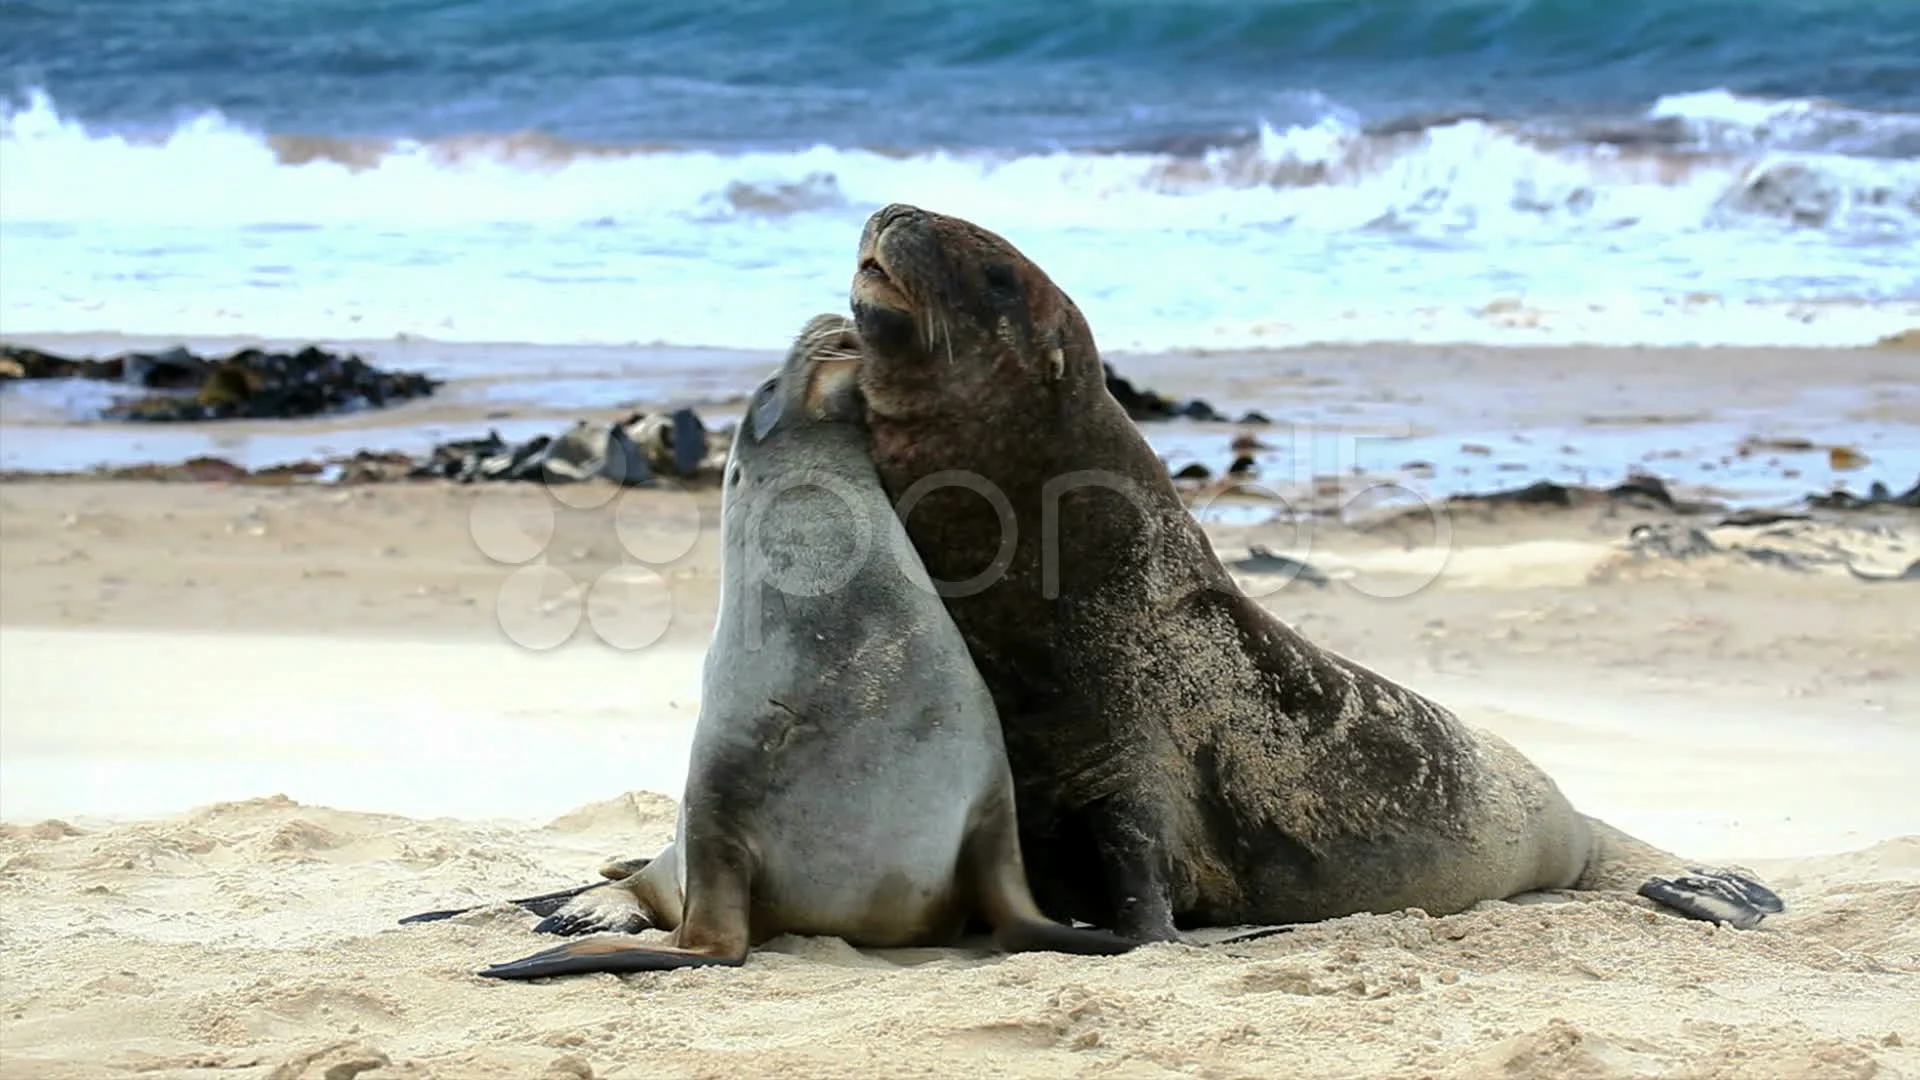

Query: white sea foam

[3,87,1917,357]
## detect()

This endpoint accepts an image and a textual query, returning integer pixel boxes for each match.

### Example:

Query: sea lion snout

[746,315,857,443]
[784,313,865,424]
[852,208,923,327]
[861,203,927,260]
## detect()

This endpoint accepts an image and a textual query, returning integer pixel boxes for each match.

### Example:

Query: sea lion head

[720,313,889,614]
[725,313,864,489]
[736,313,866,456]
[848,203,1097,421]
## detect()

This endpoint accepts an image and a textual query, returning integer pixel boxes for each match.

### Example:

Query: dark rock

[1622,518,1917,581]
[1101,363,1226,424]
[336,450,421,485]
[601,422,654,487]
[1104,363,1178,421]
[1238,411,1272,425]
[254,459,327,479]
[1717,509,1810,528]
[1625,524,1720,561]
[0,344,104,381]
[432,410,719,488]
[1446,473,1712,514]
[1607,473,1681,511]
[0,341,439,422]
[1226,546,1330,588]
[1452,479,1580,508]
[611,408,708,479]
[96,456,251,483]
[410,431,510,481]
[1172,463,1212,481]
[1806,476,1920,511]
[491,436,556,483]
[0,406,704,491]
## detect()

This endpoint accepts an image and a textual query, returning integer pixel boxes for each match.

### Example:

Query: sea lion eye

[981,262,1022,301]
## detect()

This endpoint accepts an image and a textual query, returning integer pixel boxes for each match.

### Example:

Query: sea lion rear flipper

[479,938,743,980]
[1636,867,1786,930]
[397,855,658,925]
[397,880,608,925]
[1206,924,1301,946]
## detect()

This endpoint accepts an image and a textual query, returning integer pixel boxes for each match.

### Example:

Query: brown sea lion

[846,202,1783,942]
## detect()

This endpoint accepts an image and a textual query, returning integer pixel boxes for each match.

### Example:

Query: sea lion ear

[750,377,784,440]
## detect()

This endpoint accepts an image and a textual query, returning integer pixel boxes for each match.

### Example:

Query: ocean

[4,0,1919,355]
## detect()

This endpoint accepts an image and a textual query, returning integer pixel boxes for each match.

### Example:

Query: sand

[2,343,1918,1078]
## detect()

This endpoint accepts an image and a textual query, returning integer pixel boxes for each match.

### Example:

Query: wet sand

[4,337,1917,509]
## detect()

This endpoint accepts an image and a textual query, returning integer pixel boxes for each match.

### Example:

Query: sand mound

[2,794,1915,1079]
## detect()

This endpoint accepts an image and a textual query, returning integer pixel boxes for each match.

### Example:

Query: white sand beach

[2,374,1917,1077]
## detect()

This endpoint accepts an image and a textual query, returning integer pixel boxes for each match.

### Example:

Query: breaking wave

[3,88,1917,351]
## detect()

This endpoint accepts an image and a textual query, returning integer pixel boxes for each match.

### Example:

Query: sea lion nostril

[876,203,918,229]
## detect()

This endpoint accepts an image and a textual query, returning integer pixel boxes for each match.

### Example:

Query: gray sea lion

[468,313,1137,980]
[846,202,1784,942]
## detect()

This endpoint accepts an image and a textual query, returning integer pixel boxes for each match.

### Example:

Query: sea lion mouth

[852,249,911,315]
[851,203,925,314]
[796,316,864,423]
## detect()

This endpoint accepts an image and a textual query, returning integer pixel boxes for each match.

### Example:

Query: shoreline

[4,338,1917,513]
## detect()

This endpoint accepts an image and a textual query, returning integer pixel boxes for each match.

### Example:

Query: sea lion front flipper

[397,880,610,925]
[1078,794,1183,944]
[398,854,656,925]
[478,938,743,980]
[536,846,684,937]
[532,881,654,937]
[1636,866,1786,930]
[484,838,752,979]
